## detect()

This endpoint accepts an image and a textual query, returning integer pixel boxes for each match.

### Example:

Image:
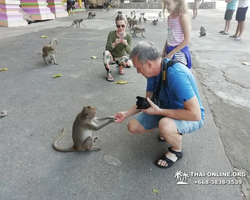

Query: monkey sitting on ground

[70,18,86,28]
[200,26,206,37]
[158,11,162,17]
[152,19,158,25]
[88,12,96,19]
[42,38,58,65]
[53,106,115,152]
[131,26,146,38]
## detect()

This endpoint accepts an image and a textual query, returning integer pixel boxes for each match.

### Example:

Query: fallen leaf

[152,189,159,194]
[0,68,8,71]
[115,81,128,84]
[52,74,62,78]
[41,35,47,38]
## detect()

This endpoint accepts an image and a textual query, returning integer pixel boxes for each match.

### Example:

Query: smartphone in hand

[119,32,124,40]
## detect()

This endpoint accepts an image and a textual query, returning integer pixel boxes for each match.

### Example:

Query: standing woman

[103,14,133,82]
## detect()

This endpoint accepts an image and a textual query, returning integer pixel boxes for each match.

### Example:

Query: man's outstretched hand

[114,112,127,123]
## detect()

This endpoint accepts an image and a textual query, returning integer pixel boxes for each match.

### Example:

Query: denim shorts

[135,112,204,134]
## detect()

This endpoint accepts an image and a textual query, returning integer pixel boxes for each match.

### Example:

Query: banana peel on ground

[0,68,8,71]
[115,81,129,84]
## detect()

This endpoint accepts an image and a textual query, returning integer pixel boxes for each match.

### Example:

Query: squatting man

[115,41,205,169]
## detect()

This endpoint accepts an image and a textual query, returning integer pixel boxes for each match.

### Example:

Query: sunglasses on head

[117,24,125,28]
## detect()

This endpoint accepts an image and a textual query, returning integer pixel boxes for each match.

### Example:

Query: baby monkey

[53,106,115,152]
[200,26,206,37]
[131,26,146,38]
[70,18,86,28]
[42,38,58,65]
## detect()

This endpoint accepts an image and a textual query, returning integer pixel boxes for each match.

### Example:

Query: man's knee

[158,118,177,134]
[128,119,143,134]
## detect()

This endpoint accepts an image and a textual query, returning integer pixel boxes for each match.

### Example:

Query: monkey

[158,11,162,18]
[53,106,115,152]
[127,18,138,29]
[200,26,206,37]
[130,11,133,18]
[70,18,86,28]
[140,12,145,18]
[143,17,147,23]
[0,110,7,117]
[112,11,122,17]
[42,38,58,65]
[126,15,131,21]
[131,26,146,38]
[152,19,158,25]
[88,12,96,19]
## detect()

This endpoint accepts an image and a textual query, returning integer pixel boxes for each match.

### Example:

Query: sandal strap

[168,147,183,159]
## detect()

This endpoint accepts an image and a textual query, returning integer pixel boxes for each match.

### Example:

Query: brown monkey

[112,11,122,17]
[152,19,158,25]
[200,26,206,37]
[42,38,58,65]
[53,106,115,152]
[127,18,138,29]
[70,18,86,28]
[131,26,146,38]
[88,12,96,19]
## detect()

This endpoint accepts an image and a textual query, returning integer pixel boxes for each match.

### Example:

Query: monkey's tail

[52,128,76,152]
[49,38,58,46]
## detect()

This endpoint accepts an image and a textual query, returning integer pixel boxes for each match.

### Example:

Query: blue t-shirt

[146,58,205,120]
[227,0,238,10]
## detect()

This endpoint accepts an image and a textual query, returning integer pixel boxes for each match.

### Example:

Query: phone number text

[194,180,243,185]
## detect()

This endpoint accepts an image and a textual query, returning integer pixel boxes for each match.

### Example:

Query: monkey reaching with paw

[70,18,86,28]
[42,38,58,65]
[53,106,115,152]
[200,26,206,37]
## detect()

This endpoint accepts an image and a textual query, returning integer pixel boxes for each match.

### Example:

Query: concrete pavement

[0,2,249,200]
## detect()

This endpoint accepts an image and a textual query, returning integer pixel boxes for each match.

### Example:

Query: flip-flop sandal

[155,147,183,169]
[219,30,224,33]
[106,74,114,82]
[229,35,237,38]
[116,65,125,75]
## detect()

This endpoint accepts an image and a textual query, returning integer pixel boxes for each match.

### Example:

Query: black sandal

[155,147,183,169]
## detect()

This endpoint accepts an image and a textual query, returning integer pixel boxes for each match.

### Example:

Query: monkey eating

[200,26,206,37]
[42,38,58,65]
[88,12,96,19]
[70,18,86,28]
[131,26,146,38]
[53,106,115,152]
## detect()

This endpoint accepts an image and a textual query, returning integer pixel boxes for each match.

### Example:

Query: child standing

[219,0,238,35]
[162,0,192,69]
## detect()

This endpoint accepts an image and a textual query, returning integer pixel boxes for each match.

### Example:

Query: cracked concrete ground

[0,2,249,200]
[190,4,250,198]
